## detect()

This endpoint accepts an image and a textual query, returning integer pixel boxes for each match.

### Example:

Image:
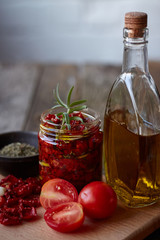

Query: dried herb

[52,84,87,129]
[0,142,38,157]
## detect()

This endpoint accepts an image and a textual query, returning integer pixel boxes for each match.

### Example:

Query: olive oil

[103,12,160,207]
[104,111,160,207]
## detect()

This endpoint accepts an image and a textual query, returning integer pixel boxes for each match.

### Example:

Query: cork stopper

[125,12,147,38]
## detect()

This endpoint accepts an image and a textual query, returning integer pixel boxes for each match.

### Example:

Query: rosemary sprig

[51,84,87,129]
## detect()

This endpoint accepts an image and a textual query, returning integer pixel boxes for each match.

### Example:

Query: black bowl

[0,131,39,179]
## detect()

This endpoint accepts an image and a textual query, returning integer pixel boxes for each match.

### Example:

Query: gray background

[0,0,159,64]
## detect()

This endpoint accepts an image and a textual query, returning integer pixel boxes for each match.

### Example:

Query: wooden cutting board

[1,195,160,240]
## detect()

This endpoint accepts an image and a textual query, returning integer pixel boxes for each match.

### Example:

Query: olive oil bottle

[104,12,160,207]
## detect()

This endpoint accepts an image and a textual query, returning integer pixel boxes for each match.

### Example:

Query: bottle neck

[122,28,149,73]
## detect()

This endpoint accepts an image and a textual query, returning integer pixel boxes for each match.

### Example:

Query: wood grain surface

[0,198,160,240]
[24,64,121,131]
[0,63,160,240]
[0,64,42,133]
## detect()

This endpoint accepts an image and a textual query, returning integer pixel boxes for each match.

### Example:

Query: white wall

[0,0,160,64]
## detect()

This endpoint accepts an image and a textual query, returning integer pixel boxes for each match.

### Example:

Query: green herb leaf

[70,116,83,122]
[51,104,62,110]
[70,100,87,107]
[55,84,67,108]
[63,113,71,130]
[66,124,71,130]
[67,86,74,107]
[69,105,87,113]
[63,113,70,124]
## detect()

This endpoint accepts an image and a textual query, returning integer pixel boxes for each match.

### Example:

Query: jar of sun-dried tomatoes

[38,107,103,191]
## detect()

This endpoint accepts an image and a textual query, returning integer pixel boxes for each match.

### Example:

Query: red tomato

[40,178,78,209]
[44,202,84,232]
[78,181,117,219]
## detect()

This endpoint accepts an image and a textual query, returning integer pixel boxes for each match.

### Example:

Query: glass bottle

[103,12,160,207]
[38,107,103,192]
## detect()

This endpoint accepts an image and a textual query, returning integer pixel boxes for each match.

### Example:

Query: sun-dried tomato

[0,175,41,225]
[22,206,37,220]
[0,197,5,207]
[6,198,19,207]
[0,212,22,225]
[14,184,33,198]
[0,175,19,185]
[20,196,40,207]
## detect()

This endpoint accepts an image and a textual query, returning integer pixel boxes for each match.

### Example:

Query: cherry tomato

[44,202,84,232]
[78,181,117,219]
[40,178,78,209]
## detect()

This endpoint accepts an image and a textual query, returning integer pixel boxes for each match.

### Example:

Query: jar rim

[40,107,101,134]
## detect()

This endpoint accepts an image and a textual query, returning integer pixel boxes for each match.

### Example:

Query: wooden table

[0,63,160,240]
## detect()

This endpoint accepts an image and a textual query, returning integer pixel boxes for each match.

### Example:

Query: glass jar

[38,107,103,191]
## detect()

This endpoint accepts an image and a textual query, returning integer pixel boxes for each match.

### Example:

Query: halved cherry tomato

[40,178,78,209]
[44,202,84,232]
[78,181,117,219]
